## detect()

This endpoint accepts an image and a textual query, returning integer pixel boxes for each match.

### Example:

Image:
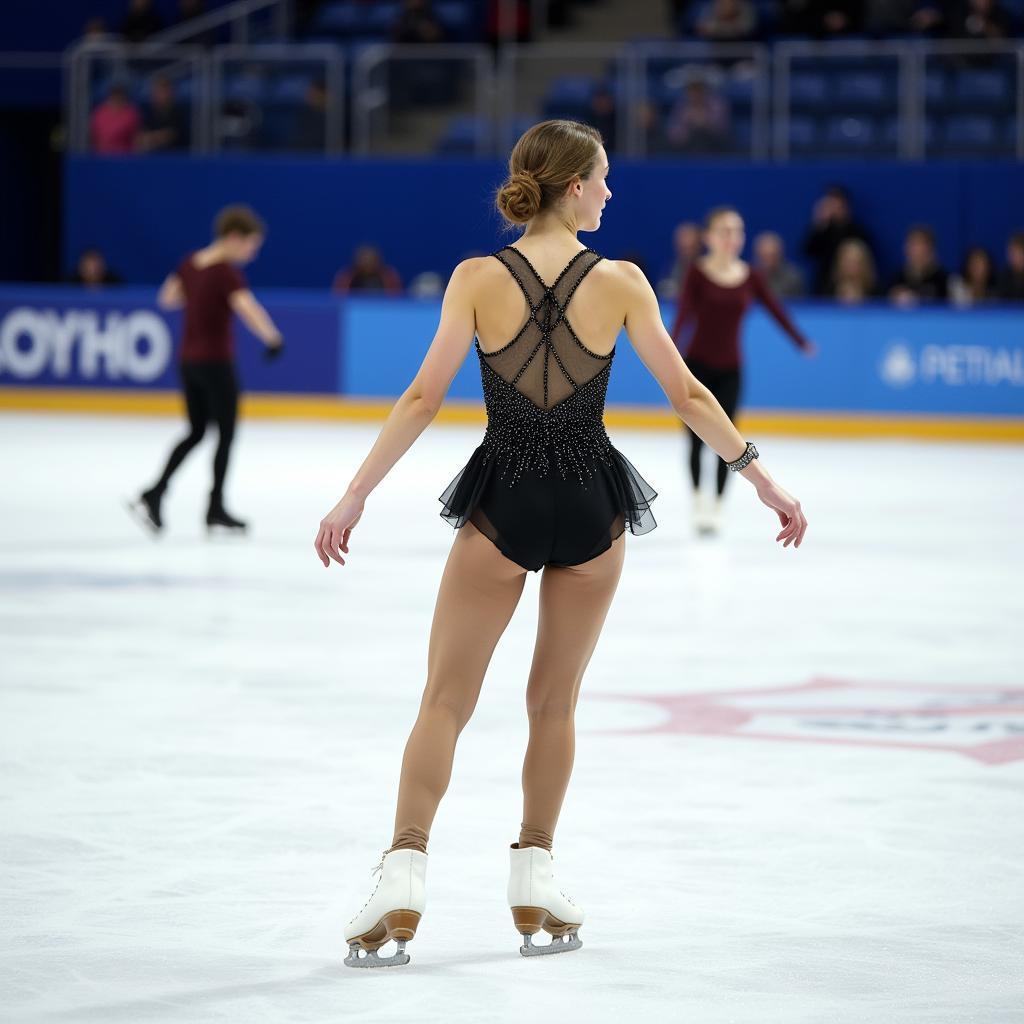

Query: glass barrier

[630,42,769,160]
[351,44,493,156]
[64,38,1024,161]
[211,45,343,153]
[67,42,210,154]
[922,41,1020,161]
[773,42,910,161]
[495,43,630,156]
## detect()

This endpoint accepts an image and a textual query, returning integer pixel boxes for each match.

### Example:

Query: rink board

[0,287,1021,438]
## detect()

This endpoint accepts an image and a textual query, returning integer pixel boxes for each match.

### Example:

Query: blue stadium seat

[269,74,313,104]
[952,68,1013,110]
[543,75,595,119]
[438,114,482,154]
[789,72,829,109]
[721,76,755,110]
[942,114,998,149]
[925,69,948,109]
[834,71,894,111]
[823,115,877,152]
[223,74,267,103]
[788,115,817,152]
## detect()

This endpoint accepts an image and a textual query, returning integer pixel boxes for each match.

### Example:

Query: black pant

[682,358,742,496]
[151,361,239,504]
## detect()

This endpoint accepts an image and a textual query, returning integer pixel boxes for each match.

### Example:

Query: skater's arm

[621,262,807,547]
[668,264,697,344]
[751,270,813,352]
[156,274,184,310]
[229,289,283,347]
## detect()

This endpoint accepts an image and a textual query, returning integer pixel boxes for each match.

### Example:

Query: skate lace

[346,849,388,925]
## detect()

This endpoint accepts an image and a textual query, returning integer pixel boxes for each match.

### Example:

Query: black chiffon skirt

[438,441,658,572]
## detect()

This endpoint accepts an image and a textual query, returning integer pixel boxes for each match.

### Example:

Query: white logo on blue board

[0,308,172,383]
[880,342,916,388]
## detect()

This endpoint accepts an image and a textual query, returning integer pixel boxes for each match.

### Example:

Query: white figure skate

[343,848,427,968]
[693,490,714,536]
[507,842,584,956]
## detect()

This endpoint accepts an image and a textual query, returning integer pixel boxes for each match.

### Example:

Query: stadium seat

[834,71,894,112]
[787,115,817,152]
[823,115,877,152]
[789,72,829,110]
[942,114,998,149]
[952,68,1013,110]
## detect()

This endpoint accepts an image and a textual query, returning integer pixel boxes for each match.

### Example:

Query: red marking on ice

[588,677,1024,765]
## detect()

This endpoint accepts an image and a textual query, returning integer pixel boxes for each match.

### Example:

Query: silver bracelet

[725,441,759,472]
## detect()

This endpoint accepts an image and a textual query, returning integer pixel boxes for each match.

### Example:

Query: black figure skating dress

[438,244,659,572]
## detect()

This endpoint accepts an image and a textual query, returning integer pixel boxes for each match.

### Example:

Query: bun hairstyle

[495,120,603,226]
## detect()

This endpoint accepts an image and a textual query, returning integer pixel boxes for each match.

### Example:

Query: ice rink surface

[2,412,1023,1024]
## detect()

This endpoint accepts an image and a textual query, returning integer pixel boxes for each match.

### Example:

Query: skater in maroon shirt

[670,206,817,535]
[129,204,284,535]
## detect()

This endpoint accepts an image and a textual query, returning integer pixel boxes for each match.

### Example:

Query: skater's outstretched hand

[315,492,364,567]
[755,480,807,549]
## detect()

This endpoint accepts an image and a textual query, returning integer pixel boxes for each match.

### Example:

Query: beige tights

[388,519,625,856]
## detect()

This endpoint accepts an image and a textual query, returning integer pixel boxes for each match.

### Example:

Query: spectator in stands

[889,224,949,305]
[289,78,328,152]
[177,0,213,46]
[996,231,1024,300]
[664,77,731,154]
[802,184,872,295]
[83,16,113,42]
[864,0,944,35]
[392,0,446,42]
[90,84,142,155]
[485,0,532,50]
[137,75,189,153]
[828,238,878,304]
[637,99,667,155]
[659,221,703,297]
[333,245,404,294]
[944,0,1011,40]
[68,247,122,288]
[754,231,805,298]
[949,246,996,306]
[695,0,758,40]
[587,84,617,153]
[781,0,864,36]
[121,0,164,42]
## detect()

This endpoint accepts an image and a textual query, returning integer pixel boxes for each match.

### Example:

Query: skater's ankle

[517,824,553,851]
[388,825,428,854]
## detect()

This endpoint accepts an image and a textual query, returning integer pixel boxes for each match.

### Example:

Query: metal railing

[626,42,772,159]
[150,0,291,47]
[66,41,212,153]
[774,38,1023,160]
[210,44,344,153]
[58,37,1024,160]
[351,44,494,156]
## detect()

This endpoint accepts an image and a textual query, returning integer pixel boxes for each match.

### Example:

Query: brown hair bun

[494,120,603,226]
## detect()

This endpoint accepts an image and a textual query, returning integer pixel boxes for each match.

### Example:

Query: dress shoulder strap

[492,245,604,314]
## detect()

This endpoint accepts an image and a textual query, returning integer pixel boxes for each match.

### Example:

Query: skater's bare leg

[389,519,528,853]
[518,531,625,850]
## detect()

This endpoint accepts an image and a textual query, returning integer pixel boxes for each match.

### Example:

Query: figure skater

[313,122,808,967]
[669,206,818,536]
[129,204,284,535]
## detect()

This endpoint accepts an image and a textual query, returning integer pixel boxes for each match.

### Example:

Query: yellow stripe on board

[1,387,1022,442]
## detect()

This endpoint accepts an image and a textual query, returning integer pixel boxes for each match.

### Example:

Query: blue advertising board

[0,286,342,394]
[1,286,1021,419]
